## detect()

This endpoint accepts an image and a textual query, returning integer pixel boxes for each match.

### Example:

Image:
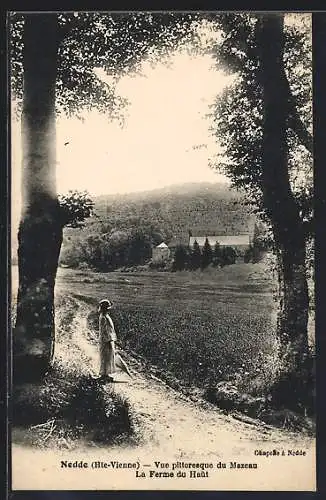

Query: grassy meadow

[52,262,281,395]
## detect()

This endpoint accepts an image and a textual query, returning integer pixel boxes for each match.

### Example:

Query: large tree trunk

[257,15,310,403]
[13,14,62,383]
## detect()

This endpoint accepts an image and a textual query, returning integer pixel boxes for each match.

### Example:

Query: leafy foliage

[212,242,222,267]
[94,183,254,240]
[59,183,255,270]
[59,190,94,228]
[201,237,213,269]
[10,12,206,121]
[127,229,152,266]
[208,13,313,230]
[220,246,237,266]
[190,240,201,271]
[172,245,189,271]
[61,227,155,271]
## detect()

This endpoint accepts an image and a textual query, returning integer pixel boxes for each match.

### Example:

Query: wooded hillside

[86,182,253,238]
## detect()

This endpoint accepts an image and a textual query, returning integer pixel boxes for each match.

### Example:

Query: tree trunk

[257,15,310,393]
[14,14,62,383]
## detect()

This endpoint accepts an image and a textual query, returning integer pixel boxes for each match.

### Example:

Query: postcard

[10,10,315,491]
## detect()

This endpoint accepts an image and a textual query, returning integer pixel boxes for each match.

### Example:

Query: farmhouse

[152,242,171,263]
[189,235,251,253]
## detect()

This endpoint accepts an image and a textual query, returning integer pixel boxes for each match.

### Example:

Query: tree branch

[281,69,313,155]
[255,17,313,154]
[218,40,313,155]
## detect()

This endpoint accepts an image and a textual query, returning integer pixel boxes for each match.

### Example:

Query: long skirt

[99,340,116,376]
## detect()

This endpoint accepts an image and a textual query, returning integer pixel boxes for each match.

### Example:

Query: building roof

[189,235,250,247]
[156,242,169,248]
[168,237,189,248]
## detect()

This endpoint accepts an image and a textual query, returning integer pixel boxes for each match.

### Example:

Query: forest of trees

[58,183,259,271]
[60,232,263,272]
[61,227,157,271]
[172,239,239,271]
[93,182,254,239]
[57,187,266,271]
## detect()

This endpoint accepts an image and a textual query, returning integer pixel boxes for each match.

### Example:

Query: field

[48,262,280,394]
[12,261,316,432]
[12,262,278,392]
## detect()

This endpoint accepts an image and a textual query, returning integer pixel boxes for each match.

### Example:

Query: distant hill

[82,181,255,242]
[11,182,256,265]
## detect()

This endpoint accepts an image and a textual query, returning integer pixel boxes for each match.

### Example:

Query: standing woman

[98,299,132,382]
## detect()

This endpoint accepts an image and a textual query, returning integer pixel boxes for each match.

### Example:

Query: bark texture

[14,14,62,383]
[257,15,310,404]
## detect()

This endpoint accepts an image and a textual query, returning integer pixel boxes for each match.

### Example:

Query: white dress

[99,313,117,376]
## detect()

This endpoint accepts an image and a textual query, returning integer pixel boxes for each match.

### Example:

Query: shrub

[189,240,201,270]
[66,375,133,442]
[172,245,189,271]
[212,242,222,267]
[149,260,168,270]
[268,351,316,416]
[220,246,237,266]
[13,363,134,446]
[59,190,94,228]
[244,246,254,263]
[201,238,213,269]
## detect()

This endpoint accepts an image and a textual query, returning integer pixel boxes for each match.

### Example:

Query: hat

[98,299,113,311]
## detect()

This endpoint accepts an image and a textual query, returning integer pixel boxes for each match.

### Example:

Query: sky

[58,53,231,194]
[11,50,233,222]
